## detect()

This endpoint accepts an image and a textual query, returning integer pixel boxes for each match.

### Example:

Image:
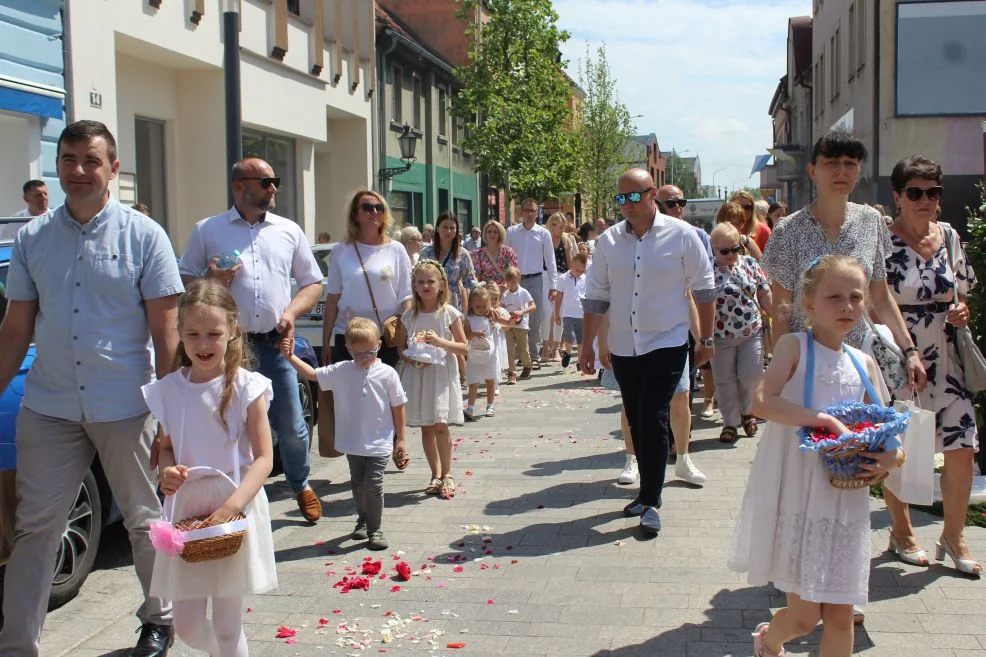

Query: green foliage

[452,0,580,204]
[962,181,986,474]
[575,44,633,222]
[665,152,699,199]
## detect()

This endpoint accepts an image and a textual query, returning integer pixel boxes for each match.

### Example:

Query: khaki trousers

[0,408,171,657]
[505,327,532,375]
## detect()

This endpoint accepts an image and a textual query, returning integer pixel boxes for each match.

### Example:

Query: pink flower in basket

[149,520,186,558]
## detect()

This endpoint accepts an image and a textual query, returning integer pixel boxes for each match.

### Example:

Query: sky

[555,0,813,197]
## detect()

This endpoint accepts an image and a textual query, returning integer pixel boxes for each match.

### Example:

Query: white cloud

[556,0,812,196]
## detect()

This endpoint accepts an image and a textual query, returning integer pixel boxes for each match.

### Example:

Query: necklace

[895,219,935,252]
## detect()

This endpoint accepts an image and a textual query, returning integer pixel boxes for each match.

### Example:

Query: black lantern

[379,123,418,181]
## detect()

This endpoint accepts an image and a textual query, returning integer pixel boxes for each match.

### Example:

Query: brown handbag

[316,388,343,458]
[353,243,400,348]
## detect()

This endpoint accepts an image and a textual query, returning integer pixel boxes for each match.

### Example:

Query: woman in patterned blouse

[760,130,925,387]
[471,220,518,290]
[881,155,980,575]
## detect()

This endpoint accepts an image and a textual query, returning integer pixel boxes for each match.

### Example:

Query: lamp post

[378,123,419,183]
[710,167,726,198]
[222,0,241,208]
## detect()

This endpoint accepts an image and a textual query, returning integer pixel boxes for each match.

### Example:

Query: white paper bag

[884,398,936,506]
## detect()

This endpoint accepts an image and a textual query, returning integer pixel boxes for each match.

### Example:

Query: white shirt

[505,222,558,289]
[325,241,413,337]
[463,235,481,251]
[583,212,715,358]
[501,286,535,330]
[314,360,406,457]
[556,271,586,319]
[178,208,323,333]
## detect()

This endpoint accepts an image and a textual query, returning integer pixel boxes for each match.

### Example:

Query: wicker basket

[174,513,248,563]
[819,441,870,489]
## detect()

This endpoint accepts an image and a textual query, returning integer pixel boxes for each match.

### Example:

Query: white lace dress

[727,333,873,606]
[400,305,465,427]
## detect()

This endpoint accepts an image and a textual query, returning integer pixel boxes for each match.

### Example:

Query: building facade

[375,3,479,231]
[0,0,66,214]
[63,0,375,248]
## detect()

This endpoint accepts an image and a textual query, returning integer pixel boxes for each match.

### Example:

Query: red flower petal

[453,566,464,572]
[275,626,297,638]
[391,585,401,592]
[447,643,467,649]
[486,599,494,604]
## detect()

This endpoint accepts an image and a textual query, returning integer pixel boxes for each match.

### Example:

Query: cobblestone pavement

[37,364,985,656]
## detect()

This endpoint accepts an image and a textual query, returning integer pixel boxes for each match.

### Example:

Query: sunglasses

[717,246,744,255]
[351,347,379,359]
[740,204,753,211]
[360,202,386,213]
[239,176,280,189]
[903,186,943,202]
[614,187,654,206]
[663,199,687,209]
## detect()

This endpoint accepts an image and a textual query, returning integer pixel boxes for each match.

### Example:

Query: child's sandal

[752,622,785,656]
[425,477,442,495]
[439,475,456,500]
[741,415,759,437]
[719,426,738,444]
[392,447,410,472]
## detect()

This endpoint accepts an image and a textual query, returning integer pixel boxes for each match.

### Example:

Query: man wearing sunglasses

[179,157,325,525]
[580,169,716,537]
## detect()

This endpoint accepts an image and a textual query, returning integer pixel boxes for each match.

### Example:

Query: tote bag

[883,396,936,506]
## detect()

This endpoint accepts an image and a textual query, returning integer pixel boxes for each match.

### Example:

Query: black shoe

[131,623,174,657]
[560,351,572,368]
[623,495,662,517]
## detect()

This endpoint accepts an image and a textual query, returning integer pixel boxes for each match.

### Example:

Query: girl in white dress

[464,286,497,420]
[487,285,511,386]
[727,256,905,657]
[398,260,469,500]
[142,279,277,657]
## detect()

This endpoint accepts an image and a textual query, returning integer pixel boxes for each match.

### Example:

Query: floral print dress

[472,244,518,287]
[421,245,476,310]
[885,222,978,451]
[714,255,769,342]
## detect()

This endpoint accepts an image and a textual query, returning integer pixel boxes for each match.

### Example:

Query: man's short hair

[57,120,118,162]
[22,180,45,195]
[521,198,538,209]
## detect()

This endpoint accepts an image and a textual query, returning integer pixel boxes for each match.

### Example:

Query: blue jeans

[251,337,310,493]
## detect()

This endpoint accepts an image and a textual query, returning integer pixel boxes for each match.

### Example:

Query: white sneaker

[618,454,638,484]
[675,453,707,485]
[486,404,495,417]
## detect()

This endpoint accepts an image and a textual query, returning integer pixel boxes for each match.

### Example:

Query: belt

[520,272,542,279]
[898,301,951,314]
[245,329,282,344]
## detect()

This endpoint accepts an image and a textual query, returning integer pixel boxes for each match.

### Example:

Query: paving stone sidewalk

[38,364,985,656]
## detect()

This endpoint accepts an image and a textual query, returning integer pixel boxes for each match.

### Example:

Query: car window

[313,248,331,277]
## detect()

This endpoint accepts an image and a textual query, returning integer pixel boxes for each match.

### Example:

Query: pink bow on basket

[149,520,186,558]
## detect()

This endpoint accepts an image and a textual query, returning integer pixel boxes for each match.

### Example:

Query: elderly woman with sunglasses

[323,189,412,368]
[880,155,981,575]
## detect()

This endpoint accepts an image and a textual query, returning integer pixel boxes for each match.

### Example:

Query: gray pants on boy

[347,455,388,531]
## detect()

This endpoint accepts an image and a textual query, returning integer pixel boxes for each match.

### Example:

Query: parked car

[0,237,320,608]
[294,242,334,360]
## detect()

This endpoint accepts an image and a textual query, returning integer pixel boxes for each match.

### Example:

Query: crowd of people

[0,120,981,657]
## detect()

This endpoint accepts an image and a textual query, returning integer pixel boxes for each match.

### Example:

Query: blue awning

[750,153,772,175]
[0,86,62,119]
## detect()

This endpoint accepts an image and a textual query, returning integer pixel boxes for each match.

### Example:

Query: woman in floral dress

[421,212,476,314]
[882,155,980,575]
[471,220,518,290]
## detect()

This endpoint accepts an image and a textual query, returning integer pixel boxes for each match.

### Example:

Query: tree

[575,44,633,222]
[665,152,699,199]
[452,0,580,214]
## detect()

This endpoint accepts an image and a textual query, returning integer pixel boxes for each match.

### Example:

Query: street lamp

[378,123,419,181]
[222,0,241,207]
[711,167,726,197]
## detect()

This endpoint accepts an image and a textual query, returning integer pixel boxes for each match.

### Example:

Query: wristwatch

[700,337,714,348]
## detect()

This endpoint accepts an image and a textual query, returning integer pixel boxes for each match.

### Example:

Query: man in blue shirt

[0,121,182,657]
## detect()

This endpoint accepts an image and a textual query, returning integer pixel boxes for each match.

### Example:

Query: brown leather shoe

[296,487,321,523]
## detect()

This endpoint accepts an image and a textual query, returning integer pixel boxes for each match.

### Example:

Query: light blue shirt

[5,197,184,422]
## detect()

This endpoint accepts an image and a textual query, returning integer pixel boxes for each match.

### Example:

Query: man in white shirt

[463,225,482,251]
[1,180,48,240]
[179,157,325,524]
[579,169,716,537]
[505,198,558,367]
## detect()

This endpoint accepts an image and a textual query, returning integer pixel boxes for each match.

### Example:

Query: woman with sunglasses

[729,190,772,254]
[716,202,763,260]
[881,155,981,575]
[323,189,413,368]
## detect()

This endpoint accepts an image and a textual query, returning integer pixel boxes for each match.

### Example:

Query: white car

[294,243,334,360]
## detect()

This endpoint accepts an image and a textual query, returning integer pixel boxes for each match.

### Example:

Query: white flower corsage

[380,265,394,282]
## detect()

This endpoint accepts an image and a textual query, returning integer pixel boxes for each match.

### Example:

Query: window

[452,115,463,146]
[833,26,840,100]
[438,88,448,136]
[818,52,825,116]
[857,0,866,71]
[412,76,422,129]
[390,191,424,227]
[134,117,168,232]
[455,198,473,231]
[438,188,449,214]
[242,130,297,221]
[391,66,403,123]
[848,3,856,78]
[287,0,300,15]
[813,62,820,117]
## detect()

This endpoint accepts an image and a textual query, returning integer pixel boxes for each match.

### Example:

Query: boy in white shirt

[500,266,536,384]
[553,253,588,368]
[283,318,407,550]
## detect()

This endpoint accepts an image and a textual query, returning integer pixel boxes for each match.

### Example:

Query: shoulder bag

[862,314,908,394]
[941,225,986,393]
[354,243,400,348]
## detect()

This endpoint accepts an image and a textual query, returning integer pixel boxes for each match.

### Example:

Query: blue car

[0,241,320,608]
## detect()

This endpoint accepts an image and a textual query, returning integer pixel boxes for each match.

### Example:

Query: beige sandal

[439,475,456,499]
[424,477,442,495]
